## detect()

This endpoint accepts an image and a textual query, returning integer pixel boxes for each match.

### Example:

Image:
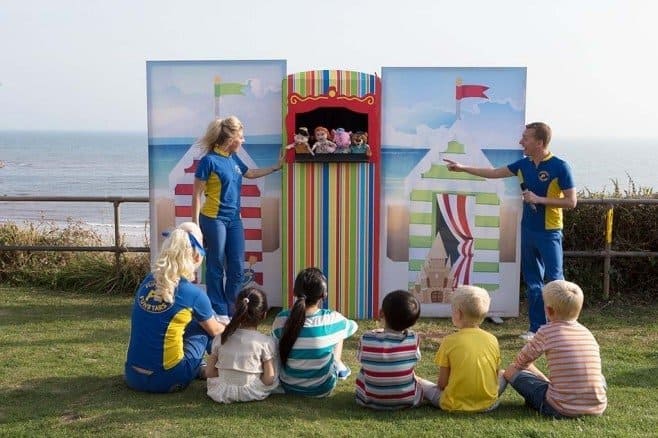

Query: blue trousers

[509,370,566,418]
[199,214,244,317]
[521,228,564,333]
[124,322,209,393]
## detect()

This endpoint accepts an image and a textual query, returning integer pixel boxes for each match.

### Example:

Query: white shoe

[336,364,351,380]
[498,374,509,396]
[487,316,504,325]
[518,331,535,342]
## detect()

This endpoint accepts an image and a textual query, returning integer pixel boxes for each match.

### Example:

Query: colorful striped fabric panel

[282,162,377,318]
[287,70,377,98]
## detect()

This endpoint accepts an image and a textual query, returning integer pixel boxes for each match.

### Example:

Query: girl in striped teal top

[272,268,358,397]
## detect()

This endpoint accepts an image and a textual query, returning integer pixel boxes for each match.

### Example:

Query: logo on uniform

[138,286,171,313]
[234,164,242,175]
[538,171,550,182]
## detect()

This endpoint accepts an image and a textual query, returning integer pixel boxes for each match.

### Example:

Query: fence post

[113,200,122,276]
[603,205,614,299]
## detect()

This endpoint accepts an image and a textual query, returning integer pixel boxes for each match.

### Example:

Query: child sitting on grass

[503,280,607,418]
[272,267,358,397]
[427,285,504,412]
[206,287,279,403]
[355,290,437,409]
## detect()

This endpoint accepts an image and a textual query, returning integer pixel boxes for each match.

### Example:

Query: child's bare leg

[416,376,441,407]
[333,339,345,364]
[204,353,219,378]
[333,340,350,378]
[498,370,508,395]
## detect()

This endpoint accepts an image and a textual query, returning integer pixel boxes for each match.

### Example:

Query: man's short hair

[526,122,552,147]
[381,290,421,331]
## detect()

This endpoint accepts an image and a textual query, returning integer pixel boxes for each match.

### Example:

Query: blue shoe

[336,364,351,380]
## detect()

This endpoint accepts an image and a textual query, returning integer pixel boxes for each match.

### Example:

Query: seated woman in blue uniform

[124,222,225,393]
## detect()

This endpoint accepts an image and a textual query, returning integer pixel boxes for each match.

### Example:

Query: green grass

[1,286,657,437]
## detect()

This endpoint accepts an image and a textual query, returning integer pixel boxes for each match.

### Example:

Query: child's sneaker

[498,373,509,396]
[518,331,535,342]
[336,363,351,380]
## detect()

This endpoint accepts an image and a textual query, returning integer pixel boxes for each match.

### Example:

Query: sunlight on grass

[1,286,657,437]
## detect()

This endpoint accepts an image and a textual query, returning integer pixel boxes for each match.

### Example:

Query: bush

[0,219,149,294]
[563,178,657,303]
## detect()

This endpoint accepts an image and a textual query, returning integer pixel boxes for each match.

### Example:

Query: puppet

[332,128,352,153]
[350,131,371,157]
[313,126,337,153]
[285,126,313,155]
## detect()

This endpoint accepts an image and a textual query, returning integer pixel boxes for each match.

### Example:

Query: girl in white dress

[206,287,279,403]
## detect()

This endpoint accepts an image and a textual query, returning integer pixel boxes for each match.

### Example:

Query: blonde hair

[197,116,244,154]
[542,280,583,321]
[451,285,491,324]
[152,222,204,303]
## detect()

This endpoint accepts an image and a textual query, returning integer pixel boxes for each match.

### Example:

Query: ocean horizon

[1,130,655,240]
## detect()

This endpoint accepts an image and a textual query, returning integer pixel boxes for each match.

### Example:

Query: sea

[1,130,655,243]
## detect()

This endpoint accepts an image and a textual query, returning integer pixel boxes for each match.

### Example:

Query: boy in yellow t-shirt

[425,286,505,412]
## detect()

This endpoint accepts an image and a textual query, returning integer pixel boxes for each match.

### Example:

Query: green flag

[214,82,246,97]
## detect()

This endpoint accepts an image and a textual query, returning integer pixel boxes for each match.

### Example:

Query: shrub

[0,219,149,294]
[563,177,657,303]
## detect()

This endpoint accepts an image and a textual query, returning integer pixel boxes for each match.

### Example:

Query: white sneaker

[487,316,504,325]
[498,374,509,396]
[518,331,535,342]
[336,363,351,380]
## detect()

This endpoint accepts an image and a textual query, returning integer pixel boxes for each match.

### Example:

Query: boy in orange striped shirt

[503,280,607,418]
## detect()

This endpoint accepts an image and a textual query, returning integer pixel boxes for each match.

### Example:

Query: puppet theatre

[146,61,526,319]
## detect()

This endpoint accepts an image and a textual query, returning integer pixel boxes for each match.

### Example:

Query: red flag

[456,84,489,100]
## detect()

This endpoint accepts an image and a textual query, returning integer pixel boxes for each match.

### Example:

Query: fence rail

[562,197,657,298]
[0,196,149,274]
[1,196,656,296]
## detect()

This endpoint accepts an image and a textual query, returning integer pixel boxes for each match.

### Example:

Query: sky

[1,0,657,139]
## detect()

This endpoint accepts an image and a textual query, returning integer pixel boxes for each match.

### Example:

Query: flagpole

[214,75,221,118]
[455,77,462,120]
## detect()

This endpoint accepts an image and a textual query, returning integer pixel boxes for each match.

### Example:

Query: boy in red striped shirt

[503,280,608,417]
[355,290,437,409]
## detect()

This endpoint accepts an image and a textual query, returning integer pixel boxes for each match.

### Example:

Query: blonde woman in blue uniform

[192,116,283,318]
[124,222,224,393]
[444,122,576,341]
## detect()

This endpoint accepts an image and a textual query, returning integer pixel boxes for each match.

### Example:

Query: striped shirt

[355,329,423,410]
[513,320,607,416]
[272,309,358,397]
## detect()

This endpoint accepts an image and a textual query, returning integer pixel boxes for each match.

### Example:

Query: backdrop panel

[380,67,527,317]
[146,59,286,305]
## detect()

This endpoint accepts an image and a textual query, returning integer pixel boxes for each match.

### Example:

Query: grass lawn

[1,286,656,437]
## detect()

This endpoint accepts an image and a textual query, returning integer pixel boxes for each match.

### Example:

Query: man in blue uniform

[443,122,577,341]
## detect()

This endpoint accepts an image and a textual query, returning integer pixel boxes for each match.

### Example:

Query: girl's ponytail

[221,287,269,344]
[279,267,328,366]
[221,298,248,344]
[278,297,307,366]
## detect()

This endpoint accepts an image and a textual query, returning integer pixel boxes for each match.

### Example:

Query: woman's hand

[276,148,286,169]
